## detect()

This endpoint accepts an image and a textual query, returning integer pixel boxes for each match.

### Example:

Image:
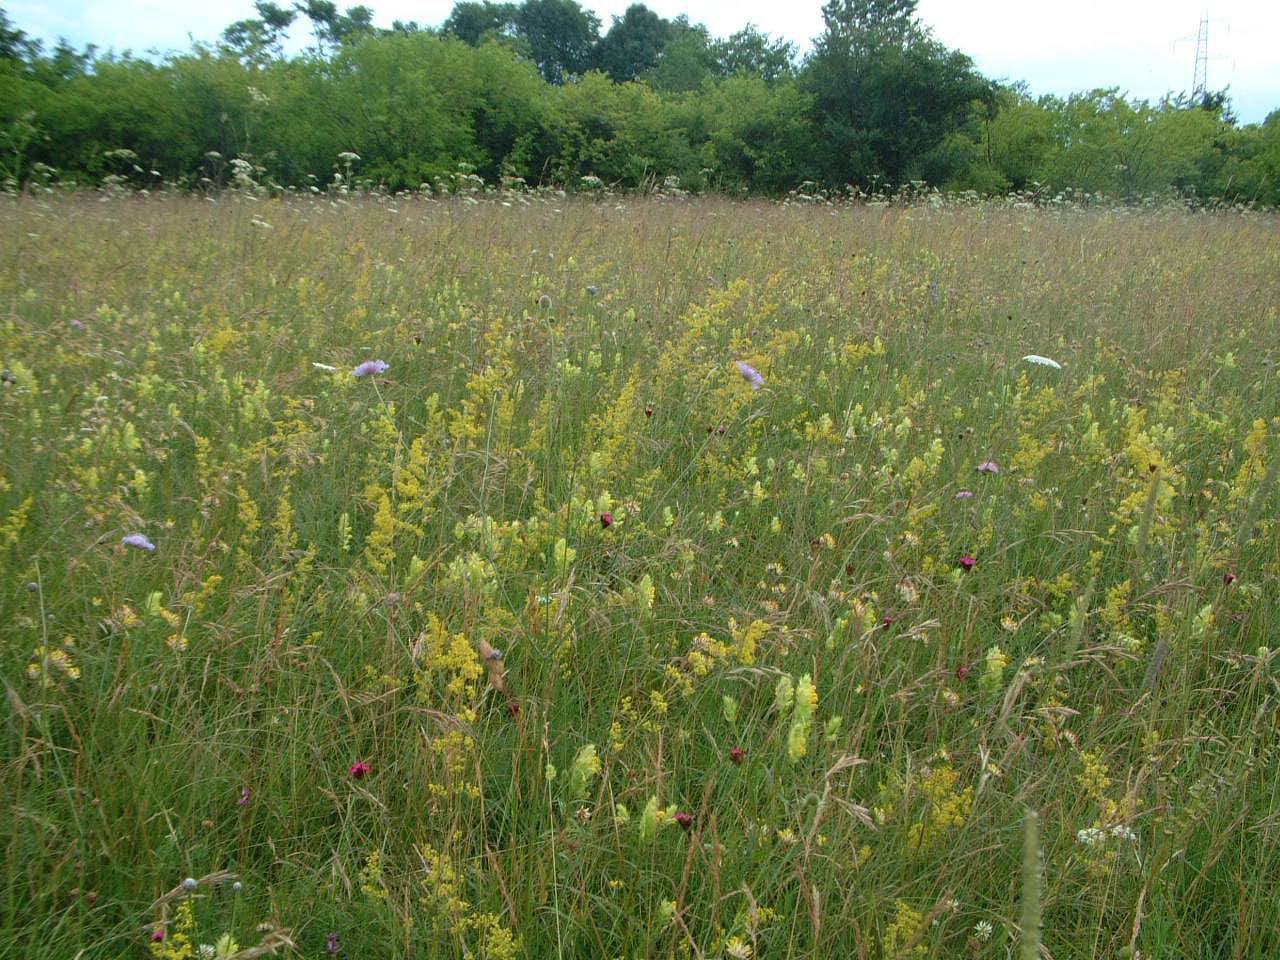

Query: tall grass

[1,192,1278,959]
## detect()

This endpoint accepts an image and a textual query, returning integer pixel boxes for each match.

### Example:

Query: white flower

[1076,827,1107,846]
[973,919,994,941]
[1022,354,1062,369]
[311,362,338,372]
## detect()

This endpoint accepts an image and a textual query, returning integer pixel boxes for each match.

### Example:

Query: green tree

[221,1,297,63]
[1,6,37,61]
[695,75,819,192]
[515,0,599,84]
[803,0,993,186]
[593,4,672,83]
[295,1,374,54]
[645,18,713,93]
[712,25,795,85]
[442,2,519,45]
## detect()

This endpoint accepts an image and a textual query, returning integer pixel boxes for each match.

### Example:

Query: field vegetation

[1,191,1279,958]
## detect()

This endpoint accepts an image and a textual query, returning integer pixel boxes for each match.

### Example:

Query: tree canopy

[0,0,1275,204]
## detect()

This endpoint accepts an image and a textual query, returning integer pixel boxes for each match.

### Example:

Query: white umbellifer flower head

[1022,354,1062,369]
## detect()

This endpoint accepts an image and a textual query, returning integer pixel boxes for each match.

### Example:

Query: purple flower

[734,360,765,391]
[122,533,156,552]
[326,932,340,954]
[349,761,371,779]
[976,461,1000,475]
[955,490,974,499]
[959,555,977,571]
[352,360,389,378]
[237,786,251,808]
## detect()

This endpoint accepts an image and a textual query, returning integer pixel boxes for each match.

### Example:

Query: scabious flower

[352,360,388,378]
[734,360,765,390]
[976,461,1000,474]
[349,761,371,779]
[122,533,156,552]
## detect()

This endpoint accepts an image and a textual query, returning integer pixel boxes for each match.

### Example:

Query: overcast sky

[7,0,1278,123]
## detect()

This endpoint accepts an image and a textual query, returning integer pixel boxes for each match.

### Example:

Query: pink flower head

[151,929,166,942]
[122,533,156,552]
[349,761,371,779]
[734,360,765,391]
[955,490,975,500]
[729,746,746,766]
[976,461,1000,475]
[600,512,613,529]
[1223,571,1237,586]
[956,664,972,681]
[959,555,977,571]
[352,360,389,378]
[674,811,693,831]
[237,786,251,807]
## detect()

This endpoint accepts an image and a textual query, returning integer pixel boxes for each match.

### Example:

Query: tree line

[1,0,1277,203]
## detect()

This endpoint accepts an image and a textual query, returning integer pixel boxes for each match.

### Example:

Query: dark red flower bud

[600,512,613,529]
[729,746,746,765]
[956,664,971,681]
[674,811,693,831]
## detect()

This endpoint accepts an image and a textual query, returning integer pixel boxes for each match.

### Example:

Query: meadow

[1,191,1278,959]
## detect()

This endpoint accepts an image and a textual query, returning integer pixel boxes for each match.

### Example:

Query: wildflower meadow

[1,191,1278,959]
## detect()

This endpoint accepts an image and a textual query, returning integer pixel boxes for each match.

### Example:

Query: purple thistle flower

[734,360,765,391]
[976,461,1000,475]
[122,533,156,552]
[352,360,389,378]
